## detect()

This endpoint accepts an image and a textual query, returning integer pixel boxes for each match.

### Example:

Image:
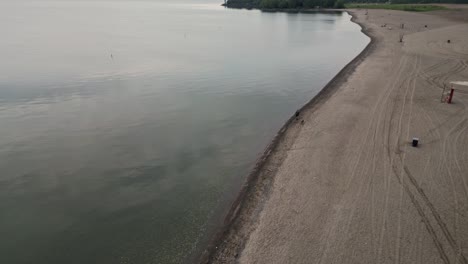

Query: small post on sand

[448,87,455,104]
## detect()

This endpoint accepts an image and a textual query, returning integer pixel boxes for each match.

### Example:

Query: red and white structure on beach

[441,81,468,104]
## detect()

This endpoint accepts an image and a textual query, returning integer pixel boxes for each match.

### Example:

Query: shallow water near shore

[0,1,368,263]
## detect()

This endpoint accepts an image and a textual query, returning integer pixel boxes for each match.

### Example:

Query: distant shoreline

[221,3,345,13]
[197,9,375,264]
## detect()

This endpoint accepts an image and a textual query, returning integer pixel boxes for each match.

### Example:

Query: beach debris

[301,120,305,125]
[425,25,428,28]
[295,110,301,121]
[412,137,419,147]
[447,39,451,43]
[388,27,392,30]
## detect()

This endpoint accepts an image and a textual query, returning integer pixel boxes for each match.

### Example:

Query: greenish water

[0,1,369,263]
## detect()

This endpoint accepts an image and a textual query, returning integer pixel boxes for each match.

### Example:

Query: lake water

[0,1,369,263]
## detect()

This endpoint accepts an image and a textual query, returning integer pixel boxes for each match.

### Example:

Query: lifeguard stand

[441,81,468,104]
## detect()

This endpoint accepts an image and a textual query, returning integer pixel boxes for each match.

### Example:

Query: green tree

[279,0,289,8]
[260,0,279,8]
[288,0,298,8]
[334,0,344,8]
[324,0,335,7]
[303,0,316,7]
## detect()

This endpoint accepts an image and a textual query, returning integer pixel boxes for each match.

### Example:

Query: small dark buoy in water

[447,39,451,43]
[412,137,419,147]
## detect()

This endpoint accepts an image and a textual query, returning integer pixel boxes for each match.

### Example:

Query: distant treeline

[347,0,468,2]
[224,0,468,9]
[345,0,468,4]
[224,0,345,9]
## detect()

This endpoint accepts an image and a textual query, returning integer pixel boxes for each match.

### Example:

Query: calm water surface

[0,1,369,263]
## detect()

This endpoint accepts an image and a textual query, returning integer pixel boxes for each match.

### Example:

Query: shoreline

[198,10,376,264]
[222,4,345,13]
[202,6,468,263]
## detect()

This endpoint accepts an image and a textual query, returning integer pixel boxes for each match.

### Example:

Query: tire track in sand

[356,55,412,263]
[376,54,414,264]
[404,165,468,264]
[319,54,410,264]
[390,52,468,264]
[395,54,421,264]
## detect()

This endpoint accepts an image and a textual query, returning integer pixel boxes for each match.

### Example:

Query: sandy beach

[200,6,468,264]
